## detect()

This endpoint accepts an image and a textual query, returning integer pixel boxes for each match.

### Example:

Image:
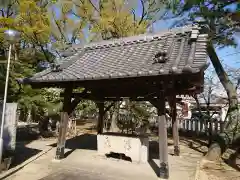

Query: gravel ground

[4,120,240,180]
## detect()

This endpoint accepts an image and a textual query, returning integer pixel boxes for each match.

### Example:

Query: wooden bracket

[61,89,88,115]
[149,98,165,115]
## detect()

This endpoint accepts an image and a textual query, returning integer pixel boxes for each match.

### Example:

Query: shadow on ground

[0,125,42,172]
[76,119,88,126]
[76,118,96,126]
[149,140,173,159]
[66,134,97,150]
[16,126,40,144]
[148,140,174,177]
[105,152,132,162]
[85,125,96,131]
[180,137,208,155]
[50,133,97,157]
[223,149,240,172]
[178,133,240,172]
[11,144,42,168]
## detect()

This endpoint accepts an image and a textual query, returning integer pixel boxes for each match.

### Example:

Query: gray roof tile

[25,25,208,83]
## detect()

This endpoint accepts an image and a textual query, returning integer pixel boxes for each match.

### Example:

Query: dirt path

[196,159,240,180]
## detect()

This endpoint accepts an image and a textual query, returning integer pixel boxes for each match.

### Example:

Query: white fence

[167,118,225,135]
[149,115,225,135]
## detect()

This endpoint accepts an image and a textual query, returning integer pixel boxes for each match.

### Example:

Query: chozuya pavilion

[21,25,208,179]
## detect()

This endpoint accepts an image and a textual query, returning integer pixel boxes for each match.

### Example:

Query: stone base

[97,133,149,163]
[159,162,169,179]
[0,157,13,172]
[55,147,64,160]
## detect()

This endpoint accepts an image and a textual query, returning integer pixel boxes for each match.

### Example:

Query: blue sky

[125,0,240,69]
[139,2,240,69]
[153,19,240,68]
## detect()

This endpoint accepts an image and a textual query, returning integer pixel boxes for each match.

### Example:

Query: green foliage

[117,100,151,134]
[16,0,51,45]
[46,0,160,125]
[0,0,162,125]
[161,0,240,148]
[166,0,240,47]
[0,0,59,123]
[76,100,97,118]
[52,0,160,42]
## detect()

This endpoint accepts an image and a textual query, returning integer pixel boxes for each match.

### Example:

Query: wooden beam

[91,86,201,97]
[66,92,199,102]
[109,84,201,96]
[55,87,72,160]
[150,94,169,179]
[30,73,204,100]
[29,71,203,89]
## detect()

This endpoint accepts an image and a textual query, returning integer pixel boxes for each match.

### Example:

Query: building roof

[23,25,208,86]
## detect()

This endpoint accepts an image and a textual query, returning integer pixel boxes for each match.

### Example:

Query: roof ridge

[71,25,198,51]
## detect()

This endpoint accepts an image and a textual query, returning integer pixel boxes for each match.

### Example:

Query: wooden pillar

[55,112,69,159]
[158,98,169,179]
[97,102,104,134]
[150,94,169,179]
[171,96,180,156]
[55,87,72,160]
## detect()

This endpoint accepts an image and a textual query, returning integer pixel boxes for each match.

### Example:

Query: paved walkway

[4,138,202,180]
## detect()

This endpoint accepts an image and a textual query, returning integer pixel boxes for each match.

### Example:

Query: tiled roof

[24,25,208,84]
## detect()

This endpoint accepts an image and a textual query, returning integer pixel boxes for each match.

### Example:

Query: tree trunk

[206,43,239,161]
[193,95,205,134]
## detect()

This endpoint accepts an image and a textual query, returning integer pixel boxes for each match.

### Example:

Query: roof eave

[20,68,206,90]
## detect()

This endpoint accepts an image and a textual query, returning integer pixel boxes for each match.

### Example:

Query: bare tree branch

[88,0,99,13]
[131,9,136,22]
[236,78,240,90]
[139,0,147,25]
[0,9,5,17]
